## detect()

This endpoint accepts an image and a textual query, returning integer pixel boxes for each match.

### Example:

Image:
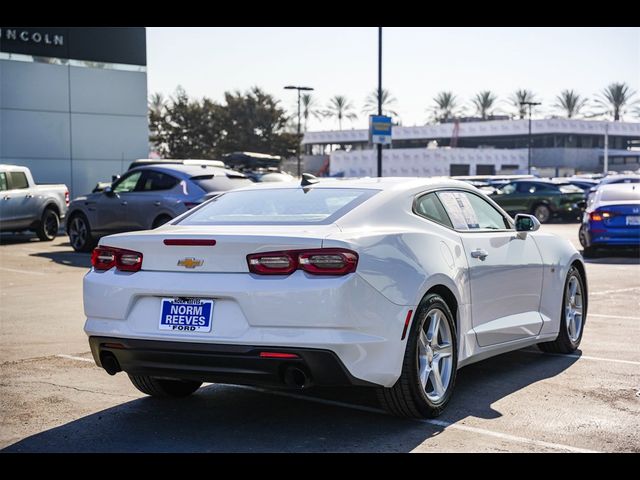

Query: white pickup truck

[0,164,69,241]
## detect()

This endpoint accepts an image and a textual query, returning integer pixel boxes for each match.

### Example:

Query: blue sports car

[579,183,640,257]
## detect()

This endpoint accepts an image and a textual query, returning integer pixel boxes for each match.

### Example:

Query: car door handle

[120,201,128,206]
[471,248,489,260]
[26,194,34,199]
[2,196,10,200]
[154,201,161,207]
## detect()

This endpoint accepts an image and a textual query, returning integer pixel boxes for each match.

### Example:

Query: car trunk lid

[100,224,340,273]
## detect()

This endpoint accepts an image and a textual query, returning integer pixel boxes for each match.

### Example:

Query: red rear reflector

[401,309,414,340]
[259,352,300,359]
[163,239,216,246]
[102,343,126,349]
[64,191,70,206]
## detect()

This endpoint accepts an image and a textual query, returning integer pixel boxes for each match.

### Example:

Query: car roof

[600,174,640,182]
[594,183,640,205]
[128,164,248,179]
[232,176,474,193]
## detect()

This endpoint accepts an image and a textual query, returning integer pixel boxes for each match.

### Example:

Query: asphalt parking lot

[0,223,638,453]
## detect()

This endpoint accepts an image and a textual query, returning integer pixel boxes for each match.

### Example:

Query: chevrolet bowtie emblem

[177,258,204,269]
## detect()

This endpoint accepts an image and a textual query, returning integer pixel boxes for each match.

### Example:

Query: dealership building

[302,118,640,177]
[0,27,148,196]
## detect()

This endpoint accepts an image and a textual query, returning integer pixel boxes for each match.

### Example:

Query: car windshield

[600,188,640,202]
[178,188,378,225]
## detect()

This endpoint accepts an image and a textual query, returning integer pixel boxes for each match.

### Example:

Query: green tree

[510,89,538,119]
[159,87,224,159]
[150,87,298,160]
[595,82,638,121]
[430,91,460,123]
[218,87,299,158]
[148,92,168,154]
[301,93,323,131]
[325,95,358,130]
[471,90,498,120]
[362,88,399,119]
[553,89,589,118]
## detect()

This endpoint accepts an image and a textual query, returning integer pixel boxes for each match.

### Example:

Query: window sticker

[438,192,480,230]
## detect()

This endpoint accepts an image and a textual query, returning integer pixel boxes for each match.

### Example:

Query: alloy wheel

[69,217,87,250]
[565,274,584,343]
[417,308,454,403]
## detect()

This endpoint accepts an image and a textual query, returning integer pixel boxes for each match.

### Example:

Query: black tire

[538,265,586,354]
[377,293,458,418]
[152,214,173,229]
[67,213,97,252]
[532,204,551,224]
[128,374,202,398]
[36,208,59,241]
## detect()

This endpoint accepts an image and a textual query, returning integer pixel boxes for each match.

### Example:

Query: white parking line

[590,287,640,296]
[0,267,46,276]
[56,354,94,363]
[529,350,640,366]
[234,385,599,453]
[589,313,640,320]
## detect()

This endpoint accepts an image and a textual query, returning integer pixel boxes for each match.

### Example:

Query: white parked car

[84,177,587,417]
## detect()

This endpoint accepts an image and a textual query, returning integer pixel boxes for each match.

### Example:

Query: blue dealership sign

[369,115,392,145]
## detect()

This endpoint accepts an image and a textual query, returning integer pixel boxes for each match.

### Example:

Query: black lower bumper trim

[89,336,373,388]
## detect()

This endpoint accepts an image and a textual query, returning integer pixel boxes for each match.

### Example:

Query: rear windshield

[190,174,254,193]
[600,188,640,202]
[178,188,378,225]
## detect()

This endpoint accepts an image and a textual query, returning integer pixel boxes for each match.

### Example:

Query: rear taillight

[247,248,358,276]
[65,190,70,206]
[183,201,201,209]
[91,246,143,272]
[590,211,612,222]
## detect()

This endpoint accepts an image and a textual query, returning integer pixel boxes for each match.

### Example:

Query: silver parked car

[66,164,253,252]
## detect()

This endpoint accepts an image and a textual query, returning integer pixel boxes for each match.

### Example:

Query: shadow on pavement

[0,233,41,245]
[29,250,91,269]
[2,349,579,452]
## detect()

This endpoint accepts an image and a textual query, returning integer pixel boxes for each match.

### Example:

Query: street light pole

[284,85,314,177]
[520,101,541,174]
[377,26,383,178]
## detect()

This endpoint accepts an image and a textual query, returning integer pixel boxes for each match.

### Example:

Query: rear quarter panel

[324,212,474,361]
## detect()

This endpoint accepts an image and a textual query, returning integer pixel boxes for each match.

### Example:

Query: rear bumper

[83,269,413,387]
[584,223,640,247]
[89,336,374,388]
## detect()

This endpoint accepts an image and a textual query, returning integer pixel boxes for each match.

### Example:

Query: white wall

[330,148,528,177]
[0,59,148,197]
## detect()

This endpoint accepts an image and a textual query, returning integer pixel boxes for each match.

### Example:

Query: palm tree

[471,91,498,120]
[510,89,538,119]
[595,82,638,121]
[325,95,358,130]
[430,91,460,123]
[553,89,589,118]
[300,93,323,131]
[362,88,399,119]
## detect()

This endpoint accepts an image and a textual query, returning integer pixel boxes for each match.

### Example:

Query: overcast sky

[147,27,640,130]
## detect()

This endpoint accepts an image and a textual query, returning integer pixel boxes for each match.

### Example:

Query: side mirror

[515,213,540,232]
[104,186,116,197]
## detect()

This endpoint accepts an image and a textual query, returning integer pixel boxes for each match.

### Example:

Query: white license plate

[159,297,214,333]
[626,216,640,226]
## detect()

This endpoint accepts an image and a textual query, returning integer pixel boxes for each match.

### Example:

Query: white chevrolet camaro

[84,177,587,417]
